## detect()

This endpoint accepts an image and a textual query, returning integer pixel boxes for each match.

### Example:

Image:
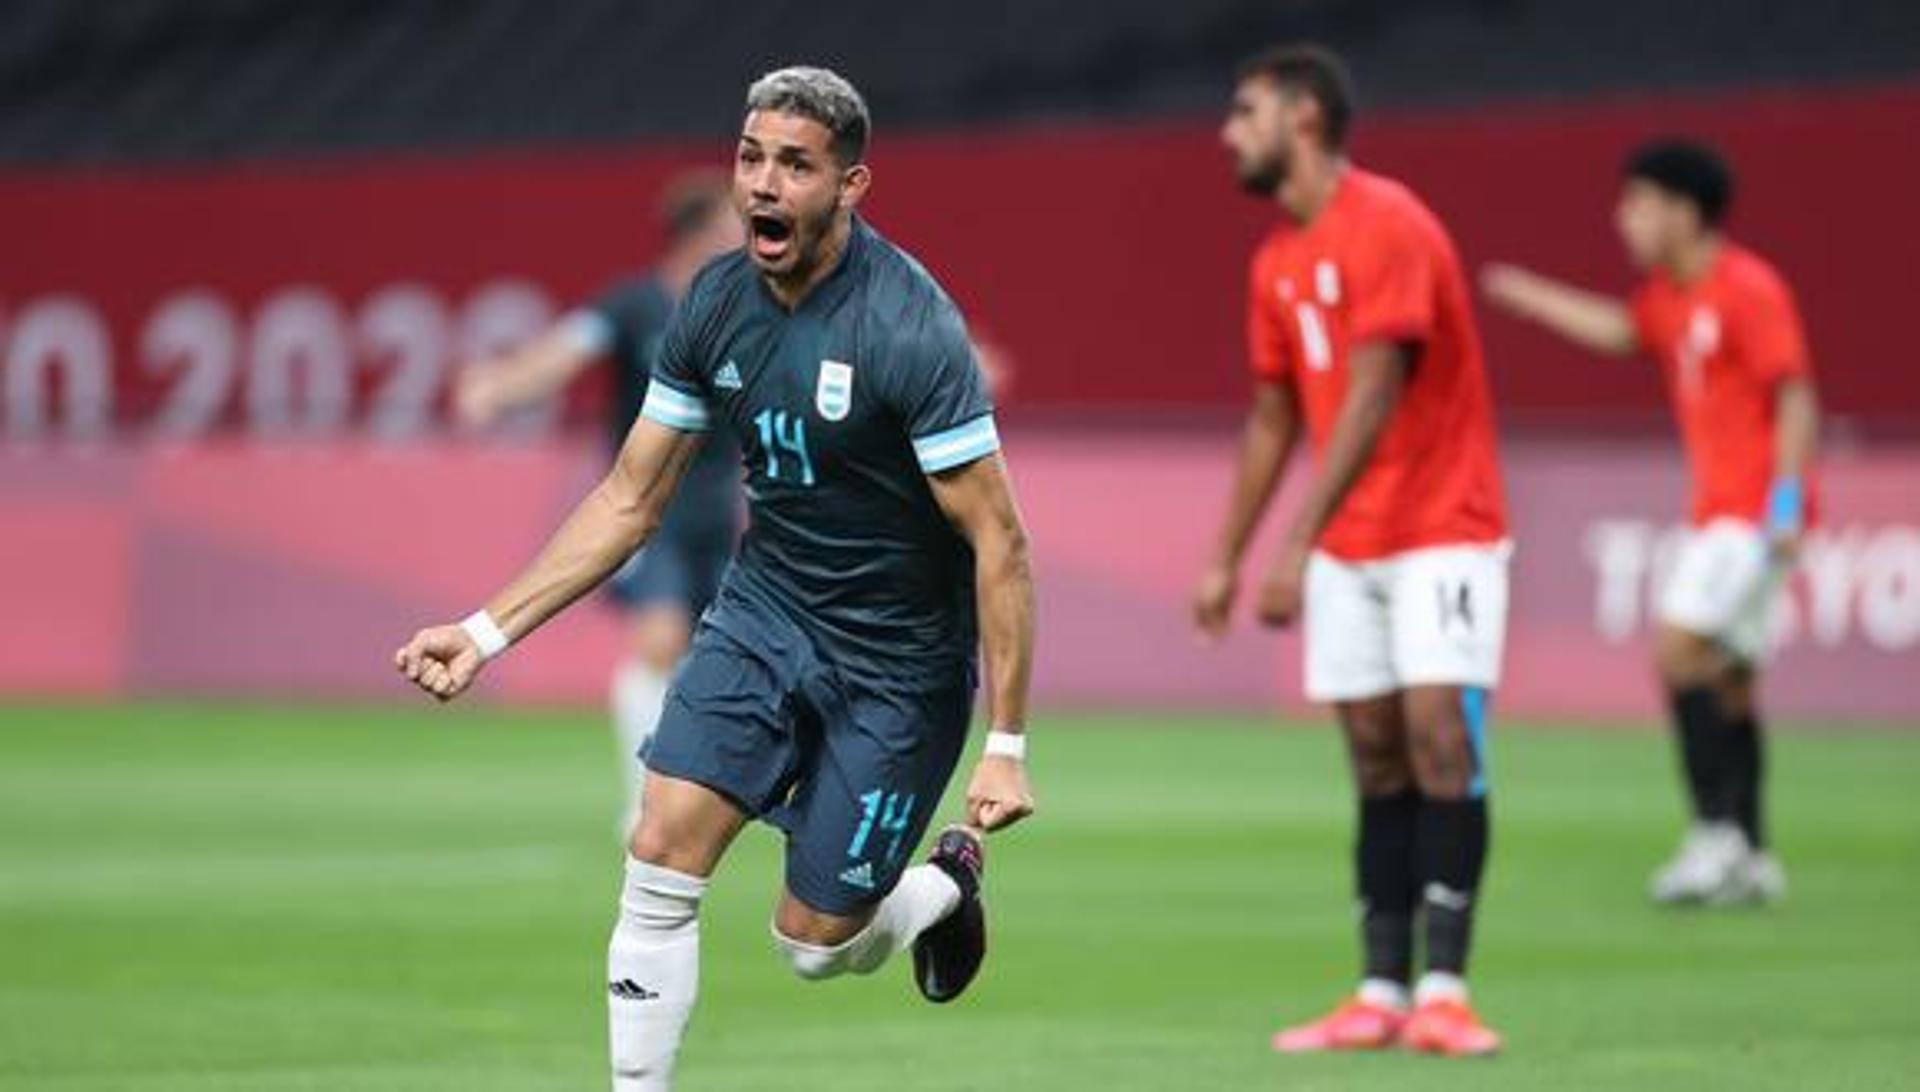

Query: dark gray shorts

[644,590,973,915]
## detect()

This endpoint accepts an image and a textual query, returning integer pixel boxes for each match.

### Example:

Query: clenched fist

[965,755,1035,832]
[393,624,484,701]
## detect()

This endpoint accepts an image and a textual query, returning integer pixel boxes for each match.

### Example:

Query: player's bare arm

[455,322,602,428]
[1257,342,1409,628]
[1767,375,1820,556]
[393,416,702,700]
[928,452,1037,833]
[1194,380,1300,639]
[1479,262,1639,357]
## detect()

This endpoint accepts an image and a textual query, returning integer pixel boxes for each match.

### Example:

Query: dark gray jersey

[642,218,997,687]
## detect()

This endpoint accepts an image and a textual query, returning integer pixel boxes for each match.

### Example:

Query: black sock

[1356,790,1421,986]
[1416,796,1489,977]
[1726,713,1766,849]
[1669,685,1735,823]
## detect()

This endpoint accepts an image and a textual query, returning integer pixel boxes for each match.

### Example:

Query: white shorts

[1657,518,1789,663]
[1303,541,1512,703]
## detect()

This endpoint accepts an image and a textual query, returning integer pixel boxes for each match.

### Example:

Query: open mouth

[748,212,793,261]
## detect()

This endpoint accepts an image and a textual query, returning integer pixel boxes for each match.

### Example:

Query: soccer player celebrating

[396,67,1037,1090]
[1482,140,1817,906]
[1195,45,1510,1057]
[456,171,743,830]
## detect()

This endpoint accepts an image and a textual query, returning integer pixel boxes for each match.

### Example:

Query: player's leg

[1712,551,1793,903]
[1655,623,1737,825]
[1391,542,1508,1057]
[767,678,978,998]
[1714,662,1784,901]
[769,849,971,983]
[1399,685,1499,1056]
[607,621,801,1091]
[1715,662,1763,849]
[609,772,746,1092]
[607,539,702,829]
[611,605,692,821]
[1274,553,1410,1053]
[1651,521,1771,903]
[1337,695,1420,1011]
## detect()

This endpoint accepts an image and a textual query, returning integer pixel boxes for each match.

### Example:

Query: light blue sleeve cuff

[640,381,711,432]
[1765,475,1804,532]
[912,414,1000,473]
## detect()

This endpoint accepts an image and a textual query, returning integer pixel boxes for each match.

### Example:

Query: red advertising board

[1,435,1914,720]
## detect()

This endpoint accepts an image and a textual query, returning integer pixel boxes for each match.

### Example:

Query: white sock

[608,857,706,1091]
[1414,970,1469,1006]
[1358,977,1410,1011]
[611,660,669,822]
[773,865,961,979]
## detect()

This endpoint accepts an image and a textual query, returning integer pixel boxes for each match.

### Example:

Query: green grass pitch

[2,704,1917,1090]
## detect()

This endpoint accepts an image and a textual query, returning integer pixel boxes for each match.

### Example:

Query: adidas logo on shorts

[715,360,744,390]
[839,861,876,890]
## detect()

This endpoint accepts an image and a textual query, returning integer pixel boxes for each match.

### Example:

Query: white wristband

[460,609,511,661]
[983,730,1027,762]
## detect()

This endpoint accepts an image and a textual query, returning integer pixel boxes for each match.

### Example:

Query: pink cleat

[1271,997,1407,1053]
[1402,998,1502,1057]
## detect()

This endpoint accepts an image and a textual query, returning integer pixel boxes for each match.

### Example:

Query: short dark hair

[657,168,731,244]
[1236,43,1356,150]
[745,66,871,165]
[1624,139,1735,226]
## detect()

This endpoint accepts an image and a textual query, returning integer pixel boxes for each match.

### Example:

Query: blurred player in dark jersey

[456,171,743,827]
[1484,140,1819,905]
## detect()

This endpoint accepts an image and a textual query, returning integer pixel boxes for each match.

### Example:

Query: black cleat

[912,825,987,1003]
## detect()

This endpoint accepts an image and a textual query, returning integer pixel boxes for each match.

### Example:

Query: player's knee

[626,818,675,869]
[1404,695,1476,799]
[1715,661,1756,719]
[1339,699,1413,795]
[1655,626,1718,687]
[771,928,853,980]
[627,814,714,878]
[1410,747,1474,799]
[773,896,866,946]
[1346,731,1413,795]
[771,897,874,980]
[1353,755,1411,796]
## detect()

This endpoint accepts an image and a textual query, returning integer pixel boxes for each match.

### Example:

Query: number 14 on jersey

[753,408,816,486]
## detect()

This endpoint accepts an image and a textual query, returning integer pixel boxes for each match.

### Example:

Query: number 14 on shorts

[847,789,917,865]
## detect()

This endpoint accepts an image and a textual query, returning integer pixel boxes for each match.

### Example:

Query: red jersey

[1245,168,1507,561]
[1631,243,1814,526]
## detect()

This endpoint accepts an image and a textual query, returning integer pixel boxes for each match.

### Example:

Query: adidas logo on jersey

[715,360,743,390]
[608,978,660,1002]
[839,861,876,890]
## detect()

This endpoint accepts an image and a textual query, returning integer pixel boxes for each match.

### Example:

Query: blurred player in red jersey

[1195,44,1509,1058]
[1483,141,1818,906]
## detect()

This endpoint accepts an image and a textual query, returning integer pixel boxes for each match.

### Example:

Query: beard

[784,198,844,279]
[1235,147,1289,196]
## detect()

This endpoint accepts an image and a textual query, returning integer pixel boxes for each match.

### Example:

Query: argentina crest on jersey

[816,360,854,421]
